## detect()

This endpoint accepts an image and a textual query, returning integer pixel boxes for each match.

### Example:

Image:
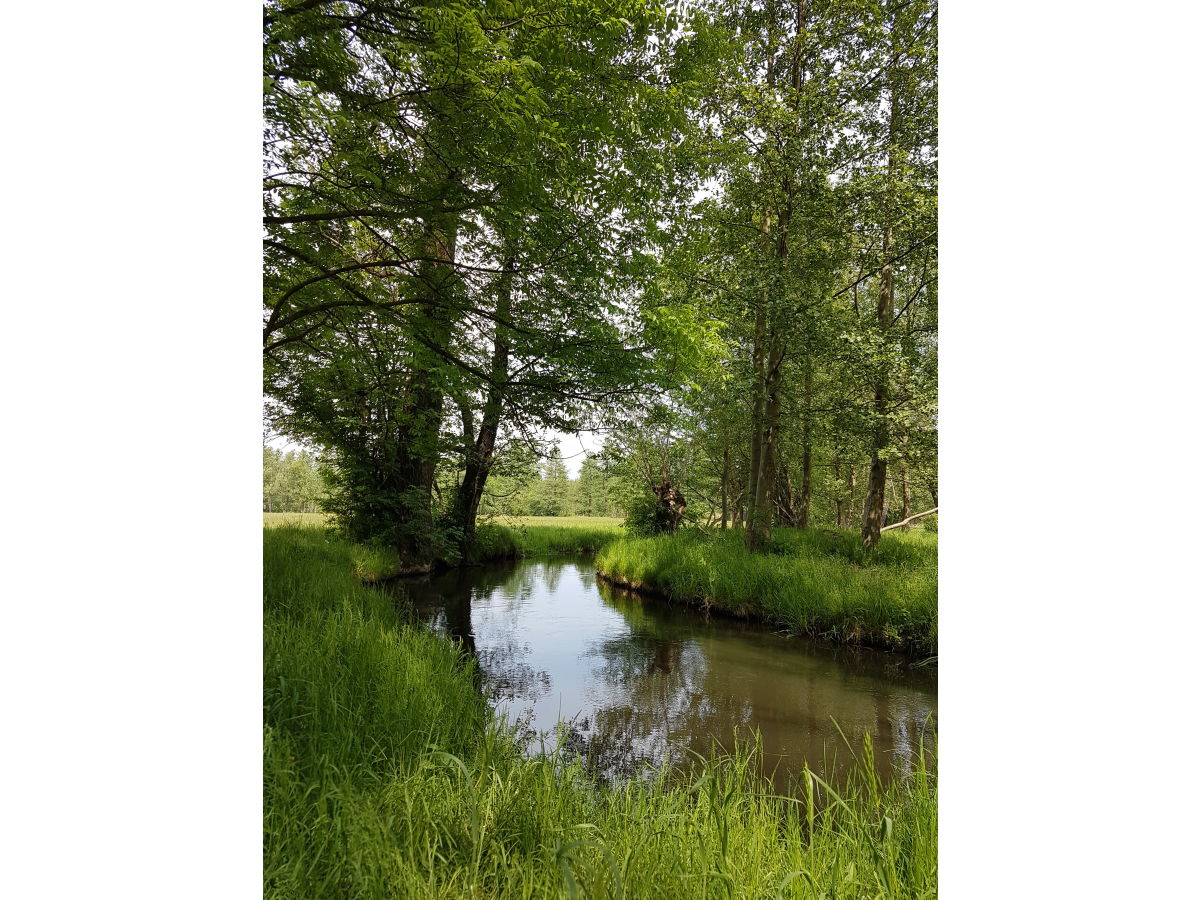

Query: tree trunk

[392,181,460,572]
[861,49,900,550]
[720,443,730,529]
[747,335,784,550]
[797,357,813,529]
[747,297,767,536]
[833,456,845,528]
[776,455,796,527]
[450,256,513,559]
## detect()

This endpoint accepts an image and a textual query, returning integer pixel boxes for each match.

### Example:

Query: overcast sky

[266,426,606,479]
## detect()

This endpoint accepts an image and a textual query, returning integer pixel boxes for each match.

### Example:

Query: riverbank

[347,521,625,578]
[265,525,937,897]
[595,528,937,655]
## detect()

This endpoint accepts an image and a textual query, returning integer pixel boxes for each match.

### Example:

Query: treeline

[263,0,936,567]
[262,447,326,513]
[477,448,626,519]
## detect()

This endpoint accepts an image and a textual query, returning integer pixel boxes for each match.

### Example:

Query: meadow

[265,513,625,573]
[595,527,938,656]
[264,511,329,528]
[264,524,937,898]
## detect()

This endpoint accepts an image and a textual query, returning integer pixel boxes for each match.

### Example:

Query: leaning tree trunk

[393,185,460,573]
[450,257,513,559]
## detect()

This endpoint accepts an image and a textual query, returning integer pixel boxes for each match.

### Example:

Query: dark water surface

[393,558,936,790]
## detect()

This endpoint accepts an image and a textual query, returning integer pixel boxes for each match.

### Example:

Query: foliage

[262,0,937,558]
[262,446,327,513]
[264,0,708,562]
[480,449,630,519]
[621,492,677,537]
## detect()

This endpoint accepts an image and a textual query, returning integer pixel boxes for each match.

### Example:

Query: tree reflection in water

[392,559,936,793]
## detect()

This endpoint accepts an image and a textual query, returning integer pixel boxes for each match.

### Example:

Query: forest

[264,0,937,896]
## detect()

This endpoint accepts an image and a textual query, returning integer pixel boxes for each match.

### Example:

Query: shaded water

[394,558,936,790]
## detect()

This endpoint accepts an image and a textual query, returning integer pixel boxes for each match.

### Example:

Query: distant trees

[262,447,327,513]
[474,446,626,519]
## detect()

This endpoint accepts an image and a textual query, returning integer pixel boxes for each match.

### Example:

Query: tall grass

[492,515,625,529]
[498,521,623,556]
[595,528,938,654]
[267,514,621,574]
[265,525,937,898]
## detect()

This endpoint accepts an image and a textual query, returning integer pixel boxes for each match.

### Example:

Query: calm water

[393,558,936,790]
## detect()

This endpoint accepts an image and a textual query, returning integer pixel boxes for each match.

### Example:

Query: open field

[485,515,624,529]
[265,525,937,898]
[263,511,328,528]
[263,513,625,568]
[264,513,623,530]
[596,527,938,655]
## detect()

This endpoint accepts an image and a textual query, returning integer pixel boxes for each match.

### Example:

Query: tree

[264,0,707,568]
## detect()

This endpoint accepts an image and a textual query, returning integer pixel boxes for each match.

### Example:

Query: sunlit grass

[596,528,938,654]
[264,525,937,898]
[487,515,624,529]
[264,511,329,528]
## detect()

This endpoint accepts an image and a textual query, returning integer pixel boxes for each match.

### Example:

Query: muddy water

[394,558,936,790]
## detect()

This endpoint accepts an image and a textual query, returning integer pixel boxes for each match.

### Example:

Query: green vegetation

[597,528,937,655]
[263,446,326,513]
[266,525,936,898]
[264,0,938,565]
[263,0,939,888]
[494,516,624,529]
[266,516,622,577]
[264,511,329,528]
[355,518,623,579]
[483,516,625,556]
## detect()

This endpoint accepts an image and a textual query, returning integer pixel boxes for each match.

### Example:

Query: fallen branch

[881,507,938,532]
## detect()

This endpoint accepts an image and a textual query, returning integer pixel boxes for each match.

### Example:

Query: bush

[467,523,520,563]
[622,493,674,537]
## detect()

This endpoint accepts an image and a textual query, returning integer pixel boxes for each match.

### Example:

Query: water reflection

[391,559,936,790]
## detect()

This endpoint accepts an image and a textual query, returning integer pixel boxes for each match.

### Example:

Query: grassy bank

[276,516,627,578]
[595,528,937,655]
[265,525,937,898]
[483,518,623,556]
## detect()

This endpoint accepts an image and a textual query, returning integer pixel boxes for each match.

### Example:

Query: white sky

[265,426,604,478]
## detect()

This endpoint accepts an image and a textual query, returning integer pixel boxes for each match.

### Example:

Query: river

[392,557,936,791]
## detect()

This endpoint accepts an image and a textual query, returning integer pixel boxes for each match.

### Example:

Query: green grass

[265,511,330,528]
[493,521,623,556]
[491,515,625,529]
[265,525,937,898]
[595,528,938,655]
[264,513,621,569]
